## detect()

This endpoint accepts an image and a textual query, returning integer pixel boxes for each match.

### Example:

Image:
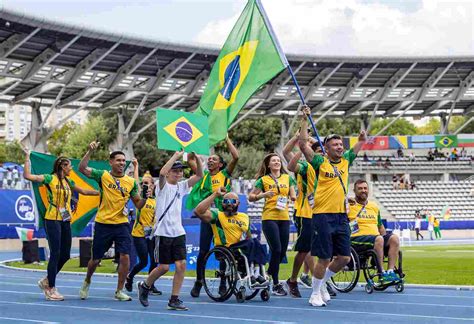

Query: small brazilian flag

[195,0,287,146]
[435,135,458,148]
[156,108,209,155]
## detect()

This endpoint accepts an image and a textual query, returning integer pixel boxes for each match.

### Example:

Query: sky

[1,0,473,56]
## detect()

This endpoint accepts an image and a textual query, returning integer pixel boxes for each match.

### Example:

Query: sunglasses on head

[324,134,341,145]
[223,198,237,205]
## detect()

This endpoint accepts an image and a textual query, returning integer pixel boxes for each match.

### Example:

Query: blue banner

[0,190,36,224]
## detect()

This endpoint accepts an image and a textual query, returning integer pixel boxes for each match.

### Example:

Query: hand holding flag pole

[255,0,326,155]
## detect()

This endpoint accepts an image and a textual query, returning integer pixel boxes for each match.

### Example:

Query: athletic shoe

[115,289,132,301]
[256,275,268,285]
[137,281,150,307]
[299,273,312,288]
[388,271,401,282]
[190,280,202,298]
[167,298,189,311]
[272,283,288,296]
[45,287,64,301]
[125,276,133,292]
[326,282,337,297]
[79,280,90,300]
[309,292,326,307]
[380,272,393,284]
[286,279,301,298]
[320,284,331,303]
[151,285,162,296]
[37,277,48,296]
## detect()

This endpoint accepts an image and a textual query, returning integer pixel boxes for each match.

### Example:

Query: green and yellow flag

[156,108,209,155]
[195,0,287,146]
[435,135,458,148]
[30,152,119,236]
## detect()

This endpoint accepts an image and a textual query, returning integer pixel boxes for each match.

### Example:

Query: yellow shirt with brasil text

[89,169,138,224]
[348,201,382,237]
[132,197,156,237]
[255,174,296,221]
[42,174,75,221]
[210,169,232,210]
[310,149,357,214]
[294,161,317,219]
[210,209,249,247]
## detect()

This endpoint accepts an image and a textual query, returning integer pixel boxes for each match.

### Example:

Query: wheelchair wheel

[260,289,270,301]
[396,282,404,293]
[364,283,374,294]
[361,250,380,287]
[203,246,238,302]
[236,286,246,303]
[331,247,360,293]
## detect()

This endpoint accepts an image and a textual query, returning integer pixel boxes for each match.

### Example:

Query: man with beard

[349,179,400,283]
[78,141,148,301]
[299,105,367,307]
[194,188,268,290]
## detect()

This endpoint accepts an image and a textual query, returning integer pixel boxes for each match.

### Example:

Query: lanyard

[109,172,125,198]
[329,162,347,197]
[355,201,368,219]
[269,174,281,194]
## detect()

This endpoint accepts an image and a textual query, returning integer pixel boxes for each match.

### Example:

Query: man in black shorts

[138,151,203,310]
[78,141,148,301]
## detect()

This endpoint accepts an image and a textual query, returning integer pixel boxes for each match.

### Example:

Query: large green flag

[195,0,287,146]
[30,152,121,236]
[435,135,458,148]
[156,108,209,155]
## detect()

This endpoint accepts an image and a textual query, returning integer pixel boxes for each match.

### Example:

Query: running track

[0,253,472,323]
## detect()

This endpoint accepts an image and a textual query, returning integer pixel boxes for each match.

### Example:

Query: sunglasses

[324,134,341,145]
[223,198,237,205]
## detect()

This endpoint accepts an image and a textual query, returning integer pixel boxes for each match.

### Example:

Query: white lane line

[0,317,59,324]
[0,289,473,313]
[0,300,294,324]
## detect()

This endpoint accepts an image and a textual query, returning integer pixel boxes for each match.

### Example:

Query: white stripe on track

[0,300,294,324]
[0,317,59,324]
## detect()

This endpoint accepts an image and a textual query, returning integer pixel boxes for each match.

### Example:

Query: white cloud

[194,0,474,56]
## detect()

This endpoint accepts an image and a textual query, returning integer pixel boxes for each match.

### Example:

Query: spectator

[434,148,439,158]
[12,166,19,188]
[363,152,369,162]
[414,211,423,241]
[5,168,12,188]
[427,149,435,161]
[377,157,383,167]
[433,218,442,240]
[427,212,435,240]
[397,148,404,158]
[408,152,415,162]
[383,157,391,169]
[461,147,467,158]
[410,180,416,190]
[451,148,458,161]
[402,173,410,189]
[392,174,398,190]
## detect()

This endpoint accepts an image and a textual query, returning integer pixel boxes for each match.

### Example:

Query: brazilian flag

[195,0,287,146]
[30,152,125,236]
[156,108,209,155]
[435,135,458,148]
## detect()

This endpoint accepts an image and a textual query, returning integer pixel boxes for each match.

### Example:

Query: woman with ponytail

[23,149,98,301]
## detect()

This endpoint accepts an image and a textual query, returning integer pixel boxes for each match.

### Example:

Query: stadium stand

[352,156,473,171]
[374,180,474,220]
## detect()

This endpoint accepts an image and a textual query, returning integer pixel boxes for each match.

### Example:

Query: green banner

[156,108,209,155]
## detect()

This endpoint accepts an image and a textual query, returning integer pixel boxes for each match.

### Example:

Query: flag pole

[255,0,326,154]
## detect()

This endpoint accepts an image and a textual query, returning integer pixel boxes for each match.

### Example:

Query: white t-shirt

[414,218,421,229]
[153,180,189,238]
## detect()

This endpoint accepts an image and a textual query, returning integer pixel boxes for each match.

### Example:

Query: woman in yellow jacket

[23,150,98,301]
[249,153,296,296]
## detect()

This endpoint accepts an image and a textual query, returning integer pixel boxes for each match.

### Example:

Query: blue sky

[1,0,473,56]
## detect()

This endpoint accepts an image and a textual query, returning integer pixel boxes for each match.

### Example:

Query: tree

[448,116,474,134]
[226,117,281,151]
[60,115,113,159]
[217,144,265,179]
[417,118,441,135]
[0,140,24,164]
[369,118,417,135]
[47,121,78,156]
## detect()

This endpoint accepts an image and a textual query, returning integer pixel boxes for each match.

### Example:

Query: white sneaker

[309,292,326,307]
[320,284,331,303]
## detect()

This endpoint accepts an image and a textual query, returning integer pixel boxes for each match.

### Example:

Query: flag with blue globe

[156,108,209,155]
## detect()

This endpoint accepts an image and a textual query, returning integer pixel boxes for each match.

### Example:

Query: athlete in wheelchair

[331,180,405,294]
[194,187,271,303]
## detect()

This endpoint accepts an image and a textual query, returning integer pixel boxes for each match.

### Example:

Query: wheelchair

[201,245,271,303]
[330,246,405,294]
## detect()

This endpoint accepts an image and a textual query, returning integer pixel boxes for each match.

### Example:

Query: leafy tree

[448,116,474,134]
[369,118,417,135]
[0,140,24,164]
[217,144,265,179]
[47,121,78,156]
[226,117,281,151]
[417,118,441,135]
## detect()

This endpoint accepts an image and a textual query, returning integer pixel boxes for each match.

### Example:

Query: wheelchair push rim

[330,247,360,293]
[202,246,238,302]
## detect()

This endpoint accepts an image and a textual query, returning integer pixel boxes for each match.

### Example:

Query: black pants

[415,228,423,240]
[262,220,290,284]
[196,222,213,281]
[128,236,157,279]
[44,219,71,288]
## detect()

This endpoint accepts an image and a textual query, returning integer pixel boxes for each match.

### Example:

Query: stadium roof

[0,7,473,127]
